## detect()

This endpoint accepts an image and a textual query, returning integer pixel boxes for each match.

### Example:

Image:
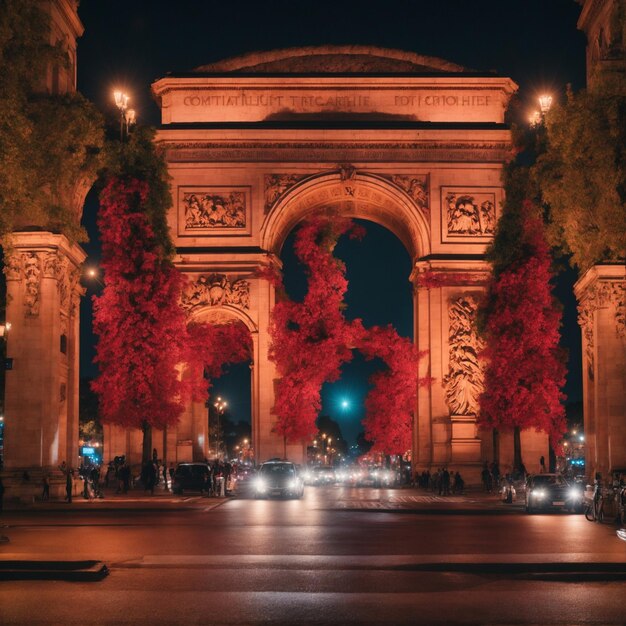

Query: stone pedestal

[576,264,626,479]
[2,232,85,502]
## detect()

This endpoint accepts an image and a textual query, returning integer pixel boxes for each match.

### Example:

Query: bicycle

[584,481,604,522]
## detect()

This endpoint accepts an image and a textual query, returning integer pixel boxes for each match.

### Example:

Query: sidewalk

[1,484,230,512]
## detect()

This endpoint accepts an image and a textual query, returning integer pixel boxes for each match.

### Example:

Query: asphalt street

[1,486,626,624]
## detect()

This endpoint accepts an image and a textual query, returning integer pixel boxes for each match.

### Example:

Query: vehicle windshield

[533,475,567,486]
[260,464,295,477]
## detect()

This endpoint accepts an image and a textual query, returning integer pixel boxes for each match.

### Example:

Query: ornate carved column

[2,232,85,499]
[412,261,489,480]
[575,264,626,478]
[443,294,486,468]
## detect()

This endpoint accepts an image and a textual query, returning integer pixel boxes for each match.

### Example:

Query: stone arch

[260,171,431,260]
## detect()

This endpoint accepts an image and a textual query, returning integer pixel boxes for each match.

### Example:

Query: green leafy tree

[536,84,626,270]
[0,0,104,242]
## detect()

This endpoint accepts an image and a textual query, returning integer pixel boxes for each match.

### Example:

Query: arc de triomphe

[104,46,549,479]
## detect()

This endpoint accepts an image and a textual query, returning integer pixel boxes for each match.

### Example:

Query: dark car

[172,462,210,495]
[253,460,304,499]
[525,473,583,513]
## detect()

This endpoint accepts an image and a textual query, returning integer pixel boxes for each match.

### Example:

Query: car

[311,466,336,485]
[253,460,304,499]
[525,473,584,513]
[172,462,211,495]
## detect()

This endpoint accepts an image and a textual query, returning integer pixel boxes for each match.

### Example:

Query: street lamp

[538,93,553,114]
[84,267,104,288]
[113,90,136,141]
[213,397,227,459]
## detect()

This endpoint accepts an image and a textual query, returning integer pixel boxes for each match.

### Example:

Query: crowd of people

[414,468,465,495]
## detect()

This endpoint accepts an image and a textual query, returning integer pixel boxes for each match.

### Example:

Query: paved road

[2,486,626,624]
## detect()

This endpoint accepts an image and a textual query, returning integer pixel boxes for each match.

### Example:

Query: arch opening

[278,215,415,457]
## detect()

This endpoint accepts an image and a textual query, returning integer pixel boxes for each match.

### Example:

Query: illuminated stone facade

[575,1,626,477]
[95,47,550,481]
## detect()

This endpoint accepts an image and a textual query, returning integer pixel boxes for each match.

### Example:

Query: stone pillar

[413,277,433,471]
[2,232,85,500]
[255,272,303,463]
[575,264,626,479]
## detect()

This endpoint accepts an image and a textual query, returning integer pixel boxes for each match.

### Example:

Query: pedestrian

[41,474,50,501]
[105,462,114,488]
[65,469,73,503]
[0,476,5,513]
[453,471,464,495]
[163,463,168,490]
[539,456,546,473]
[121,463,130,494]
[441,468,450,496]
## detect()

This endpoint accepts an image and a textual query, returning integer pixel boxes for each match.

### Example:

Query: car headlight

[288,479,297,489]
[533,489,546,499]
[303,472,312,481]
[254,478,267,492]
[568,488,582,500]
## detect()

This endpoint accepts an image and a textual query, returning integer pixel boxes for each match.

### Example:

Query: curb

[0,560,109,581]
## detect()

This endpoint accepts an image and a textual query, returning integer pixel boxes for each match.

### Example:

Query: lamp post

[213,397,227,459]
[529,93,553,127]
[113,90,136,141]
[0,322,10,470]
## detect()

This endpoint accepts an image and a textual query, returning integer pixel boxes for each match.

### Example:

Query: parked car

[525,473,584,513]
[253,460,304,499]
[172,462,210,495]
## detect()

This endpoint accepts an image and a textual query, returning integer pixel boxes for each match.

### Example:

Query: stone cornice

[160,140,511,164]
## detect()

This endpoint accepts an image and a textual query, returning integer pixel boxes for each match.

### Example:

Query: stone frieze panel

[441,187,498,243]
[178,187,251,236]
[165,141,512,164]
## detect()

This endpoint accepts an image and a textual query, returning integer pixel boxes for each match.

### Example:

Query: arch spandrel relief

[260,171,431,259]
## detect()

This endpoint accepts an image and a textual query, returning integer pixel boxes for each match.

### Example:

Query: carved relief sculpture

[181,273,250,311]
[443,295,485,415]
[264,174,306,213]
[4,253,22,281]
[183,191,246,229]
[390,174,429,215]
[577,279,626,379]
[445,192,496,236]
[23,252,42,317]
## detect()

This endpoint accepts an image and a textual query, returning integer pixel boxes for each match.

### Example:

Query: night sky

[77,0,586,444]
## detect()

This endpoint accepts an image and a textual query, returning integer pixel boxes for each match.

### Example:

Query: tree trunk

[142,420,152,465]
[492,428,500,463]
[513,426,522,471]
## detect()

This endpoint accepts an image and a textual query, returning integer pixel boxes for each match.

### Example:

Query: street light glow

[538,93,553,113]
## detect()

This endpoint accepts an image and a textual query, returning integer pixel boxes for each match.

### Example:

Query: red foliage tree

[478,202,567,446]
[92,178,188,452]
[359,325,427,455]
[269,217,362,441]
[267,215,428,454]
[185,321,252,402]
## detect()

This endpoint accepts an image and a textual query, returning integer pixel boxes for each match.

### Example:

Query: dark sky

[77,0,587,444]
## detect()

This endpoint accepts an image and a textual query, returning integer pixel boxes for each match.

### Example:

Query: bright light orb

[341,399,350,409]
